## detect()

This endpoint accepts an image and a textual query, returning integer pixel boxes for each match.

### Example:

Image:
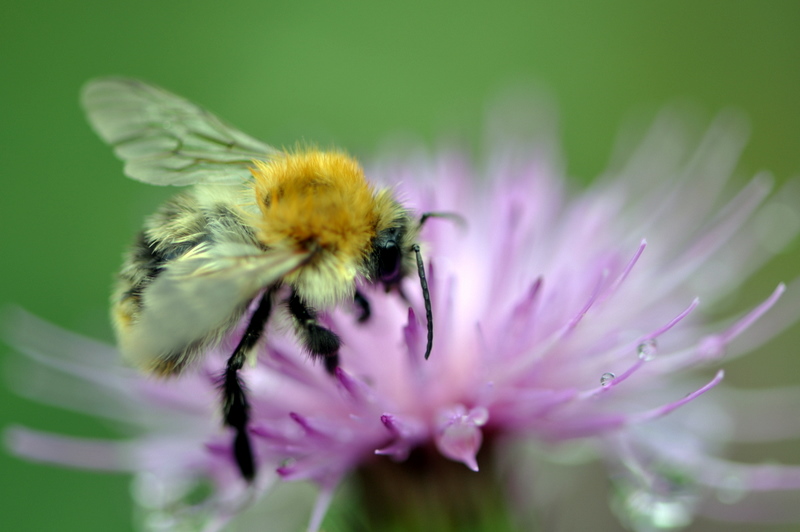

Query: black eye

[377,243,401,282]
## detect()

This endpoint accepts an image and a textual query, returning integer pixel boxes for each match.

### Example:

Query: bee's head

[371,225,405,285]
[363,191,420,288]
[363,208,434,360]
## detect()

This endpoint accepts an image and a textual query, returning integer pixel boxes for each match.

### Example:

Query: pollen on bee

[250,148,380,261]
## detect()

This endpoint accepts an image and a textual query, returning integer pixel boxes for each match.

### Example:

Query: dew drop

[637,339,658,361]
[600,372,616,386]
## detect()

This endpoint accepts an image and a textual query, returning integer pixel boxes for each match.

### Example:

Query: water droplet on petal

[438,422,482,471]
[468,406,489,426]
[436,406,484,471]
[637,339,658,361]
[600,372,616,386]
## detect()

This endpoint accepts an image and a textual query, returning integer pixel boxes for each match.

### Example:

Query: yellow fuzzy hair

[250,149,379,263]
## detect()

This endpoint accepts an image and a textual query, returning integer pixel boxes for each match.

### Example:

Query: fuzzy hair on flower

[7,108,800,531]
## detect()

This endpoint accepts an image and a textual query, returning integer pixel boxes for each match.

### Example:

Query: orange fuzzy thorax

[250,149,379,264]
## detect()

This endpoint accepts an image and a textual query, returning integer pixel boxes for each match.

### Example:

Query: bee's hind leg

[220,288,275,481]
[354,289,370,323]
[288,289,340,374]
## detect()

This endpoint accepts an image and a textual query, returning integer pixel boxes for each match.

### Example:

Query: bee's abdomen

[118,231,200,308]
[112,193,210,335]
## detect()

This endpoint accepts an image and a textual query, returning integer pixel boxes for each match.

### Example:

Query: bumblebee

[82,78,436,480]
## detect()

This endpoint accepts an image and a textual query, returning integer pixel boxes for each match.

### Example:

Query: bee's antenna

[412,244,433,360]
[419,211,467,229]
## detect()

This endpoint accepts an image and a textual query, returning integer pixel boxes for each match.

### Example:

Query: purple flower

[7,110,800,531]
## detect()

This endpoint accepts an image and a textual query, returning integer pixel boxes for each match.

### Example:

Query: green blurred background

[2,1,800,530]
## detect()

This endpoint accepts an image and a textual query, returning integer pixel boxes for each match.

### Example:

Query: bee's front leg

[354,289,371,323]
[288,290,340,374]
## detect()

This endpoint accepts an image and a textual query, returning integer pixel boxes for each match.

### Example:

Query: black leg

[324,352,340,374]
[288,290,340,374]
[412,244,434,360]
[354,289,371,323]
[220,288,274,481]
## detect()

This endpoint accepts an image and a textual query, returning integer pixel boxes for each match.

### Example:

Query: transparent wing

[125,244,312,364]
[82,77,278,186]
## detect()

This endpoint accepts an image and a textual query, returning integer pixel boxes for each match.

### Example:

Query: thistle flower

[7,110,800,531]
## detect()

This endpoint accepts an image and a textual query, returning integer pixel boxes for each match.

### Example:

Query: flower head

[7,110,800,531]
